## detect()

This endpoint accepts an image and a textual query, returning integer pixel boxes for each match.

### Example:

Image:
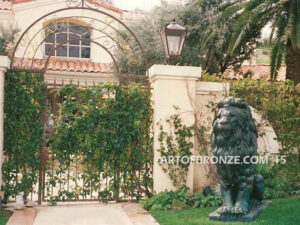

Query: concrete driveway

[33,203,158,225]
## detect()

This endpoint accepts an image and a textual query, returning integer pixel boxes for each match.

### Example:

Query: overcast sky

[114,0,161,10]
[114,0,271,39]
[114,0,188,11]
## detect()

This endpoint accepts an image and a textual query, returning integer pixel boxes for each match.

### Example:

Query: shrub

[264,187,287,199]
[230,79,300,190]
[141,187,190,211]
[142,188,223,211]
[257,163,289,199]
[192,193,222,208]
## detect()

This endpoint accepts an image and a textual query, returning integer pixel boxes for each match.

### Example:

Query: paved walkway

[33,203,158,225]
[123,203,158,225]
[7,208,36,225]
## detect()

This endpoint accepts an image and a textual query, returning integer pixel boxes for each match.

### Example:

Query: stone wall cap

[148,64,201,80]
[196,81,230,92]
[0,55,11,70]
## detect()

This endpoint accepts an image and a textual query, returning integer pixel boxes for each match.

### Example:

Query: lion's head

[211,97,257,156]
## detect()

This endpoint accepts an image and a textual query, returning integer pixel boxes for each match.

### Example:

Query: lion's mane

[210,98,265,210]
[211,98,258,158]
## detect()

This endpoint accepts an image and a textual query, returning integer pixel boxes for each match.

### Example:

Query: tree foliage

[116,17,164,75]
[116,0,256,75]
[223,0,300,83]
[181,0,257,74]
[0,24,19,56]
[116,1,182,74]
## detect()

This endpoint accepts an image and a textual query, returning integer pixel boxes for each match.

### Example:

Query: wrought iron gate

[5,0,152,204]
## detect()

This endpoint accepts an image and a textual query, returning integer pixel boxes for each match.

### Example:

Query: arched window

[45,22,91,58]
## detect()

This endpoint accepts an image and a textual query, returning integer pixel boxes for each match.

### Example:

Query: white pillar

[0,56,10,197]
[149,65,201,193]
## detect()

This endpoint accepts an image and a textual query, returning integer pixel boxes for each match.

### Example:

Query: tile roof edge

[10,0,123,13]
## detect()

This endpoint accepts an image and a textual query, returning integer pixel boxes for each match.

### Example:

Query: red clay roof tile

[225,65,286,81]
[13,57,113,73]
[0,0,12,10]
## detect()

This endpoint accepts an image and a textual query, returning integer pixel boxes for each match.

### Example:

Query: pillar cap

[148,64,201,83]
[0,56,10,71]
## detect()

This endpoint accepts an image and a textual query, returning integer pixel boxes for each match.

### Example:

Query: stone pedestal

[209,200,272,222]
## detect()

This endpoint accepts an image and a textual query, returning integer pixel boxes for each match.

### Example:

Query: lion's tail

[251,174,265,201]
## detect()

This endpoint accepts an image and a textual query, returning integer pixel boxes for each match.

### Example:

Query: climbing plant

[157,112,194,188]
[45,83,153,203]
[3,71,45,202]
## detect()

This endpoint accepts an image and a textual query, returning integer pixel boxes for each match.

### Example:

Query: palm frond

[218,1,245,23]
[200,30,216,48]
[229,0,279,54]
[270,13,288,79]
[275,46,284,75]
[268,3,284,37]
[270,40,284,79]
[269,25,276,44]
[228,11,252,54]
[245,0,266,11]
[276,12,289,39]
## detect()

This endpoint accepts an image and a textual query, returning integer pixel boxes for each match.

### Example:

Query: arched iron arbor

[10,0,148,76]
[8,0,150,204]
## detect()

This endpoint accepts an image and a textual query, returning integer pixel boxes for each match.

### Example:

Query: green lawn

[256,54,271,65]
[256,49,271,65]
[151,197,300,225]
[0,210,12,225]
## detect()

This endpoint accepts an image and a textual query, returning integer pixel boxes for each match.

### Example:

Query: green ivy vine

[3,71,45,202]
[157,113,194,188]
[45,83,153,203]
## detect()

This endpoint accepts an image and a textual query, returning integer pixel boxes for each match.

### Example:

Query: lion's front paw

[217,205,231,214]
[231,206,248,216]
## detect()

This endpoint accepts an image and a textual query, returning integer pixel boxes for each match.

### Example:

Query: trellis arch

[10,0,148,76]
[6,0,151,204]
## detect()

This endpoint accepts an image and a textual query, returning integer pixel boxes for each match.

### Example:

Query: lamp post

[160,18,187,65]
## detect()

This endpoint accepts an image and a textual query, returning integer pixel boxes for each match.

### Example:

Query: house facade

[0,0,144,85]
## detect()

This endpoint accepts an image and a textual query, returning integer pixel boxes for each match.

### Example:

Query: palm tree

[223,0,300,84]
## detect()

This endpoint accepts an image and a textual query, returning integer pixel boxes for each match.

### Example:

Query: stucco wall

[8,0,122,63]
[149,64,202,194]
[0,10,14,26]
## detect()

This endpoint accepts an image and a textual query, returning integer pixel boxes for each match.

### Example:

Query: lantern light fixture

[160,18,187,64]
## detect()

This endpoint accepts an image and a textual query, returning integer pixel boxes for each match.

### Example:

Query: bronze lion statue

[211,97,264,217]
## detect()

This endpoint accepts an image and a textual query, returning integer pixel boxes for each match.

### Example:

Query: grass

[256,49,271,65]
[255,48,287,65]
[0,210,12,225]
[151,197,300,225]
[256,54,271,65]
